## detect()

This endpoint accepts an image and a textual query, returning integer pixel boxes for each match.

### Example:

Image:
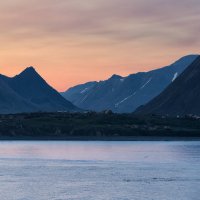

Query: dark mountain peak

[25,66,36,71]
[15,66,43,82]
[0,66,80,113]
[110,74,122,80]
[179,54,199,59]
[21,66,38,75]
[171,54,199,66]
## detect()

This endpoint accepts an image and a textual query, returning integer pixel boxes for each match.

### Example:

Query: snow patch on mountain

[80,87,89,94]
[115,92,137,107]
[140,78,152,89]
[172,72,178,82]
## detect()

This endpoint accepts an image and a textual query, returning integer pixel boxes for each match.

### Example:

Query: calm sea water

[0,141,200,200]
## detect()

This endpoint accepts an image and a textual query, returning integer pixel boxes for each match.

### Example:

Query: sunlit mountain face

[0,0,200,91]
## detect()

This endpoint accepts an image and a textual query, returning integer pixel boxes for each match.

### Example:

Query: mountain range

[1,54,199,115]
[61,55,198,113]
[135,56,200,116]
[0,67,79,114]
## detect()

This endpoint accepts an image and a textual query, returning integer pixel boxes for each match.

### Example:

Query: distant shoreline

[0,136,200,141]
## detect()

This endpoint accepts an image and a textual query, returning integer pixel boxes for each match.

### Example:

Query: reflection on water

[0,141,199,200]
[0,141,200,162]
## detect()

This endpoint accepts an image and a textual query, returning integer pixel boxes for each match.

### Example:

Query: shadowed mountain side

[135,56,200,116]
[0,67,80,114]
[0,78,37,113]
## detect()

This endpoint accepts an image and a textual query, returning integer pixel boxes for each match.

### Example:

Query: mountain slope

[135,56,200,116]
[61,81,97,105]
[0,67,80,114]
[0,77,37,113]
[61,55,198,113]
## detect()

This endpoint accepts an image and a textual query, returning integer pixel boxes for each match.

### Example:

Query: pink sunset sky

[0,0,199,91]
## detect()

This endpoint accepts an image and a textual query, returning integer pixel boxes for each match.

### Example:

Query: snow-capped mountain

[61,55,198,113]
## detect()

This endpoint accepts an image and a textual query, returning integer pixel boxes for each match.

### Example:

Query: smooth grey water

[0,141,200,200]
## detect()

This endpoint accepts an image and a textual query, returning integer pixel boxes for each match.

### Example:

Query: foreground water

[0,141,199,200]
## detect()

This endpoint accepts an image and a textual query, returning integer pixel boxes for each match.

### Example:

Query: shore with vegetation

[0,112,200,140]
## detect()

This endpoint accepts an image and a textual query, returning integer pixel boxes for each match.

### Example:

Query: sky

[0,0,200,91]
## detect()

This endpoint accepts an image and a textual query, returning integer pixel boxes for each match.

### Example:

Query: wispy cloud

[1,0,200,43]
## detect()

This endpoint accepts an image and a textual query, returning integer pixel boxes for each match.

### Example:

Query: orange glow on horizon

[0,0,199,91]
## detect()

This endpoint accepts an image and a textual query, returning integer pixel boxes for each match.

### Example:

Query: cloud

[0,0,200,45]
[0,0,200,90]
